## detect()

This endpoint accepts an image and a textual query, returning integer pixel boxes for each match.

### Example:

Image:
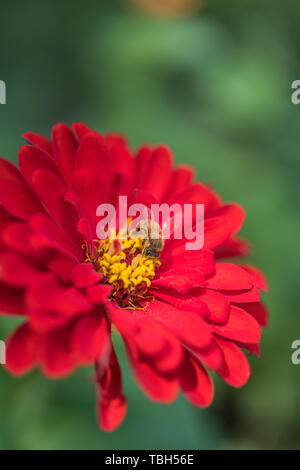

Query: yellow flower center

[82,227,162,309]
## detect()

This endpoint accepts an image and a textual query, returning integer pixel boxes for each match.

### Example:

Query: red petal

[0,157,24,183]
[180,353,214,407]
[73,168,105,233]
[52,123,78,186]
[31,171,80,243]
[40,326,77,378]
[220,287,261,303]
[167,165,195,198]
[72,122,91,141]
[162,250,215,276]
[134,145,152,186]
[139,146,173,202]
[214,238,249,259]
[0,178,45,221]
[110,142,134,179]
[155,290,209,318]
[2,222,32,257]
[18,145,61,184]
[203,217,231,250]
[237,302,269,327]
[106,303,166,358]
[0,206,18,231]
[71,263,103,288]
[0,252,40,287]
[0,283,25,315]
[213,203,246,236]
[199,289,230,324]
[215,337,250,387]
[71,308,110,364]
[146,300,212,350]
[48,254,77,283]
[31,170,68,227]
[30,213,82,260]
[211,305,261,344]
[106,302,183,373]
[240,264,268,292]
[26,273,92,317]
[87,285,112,304]
[125,340,179,403]
[95,345,127,432]
[29,310,75,333]
[205,263,253,291]
[74,132,111,222]
[167,182,220,212]
[152,268,205,294]
[75,131,108,173]
[193,340,224,370]
[5,324,39,375]
[23,131,52,155]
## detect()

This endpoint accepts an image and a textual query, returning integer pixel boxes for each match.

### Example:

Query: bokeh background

[0,0,299,450]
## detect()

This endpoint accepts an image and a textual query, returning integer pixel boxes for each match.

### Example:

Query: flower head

[0,123,268,431]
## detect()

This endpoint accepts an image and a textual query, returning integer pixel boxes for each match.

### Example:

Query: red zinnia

[0,123,268,431]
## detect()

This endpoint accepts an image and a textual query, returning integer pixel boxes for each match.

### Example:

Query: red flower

[0,123,268,431]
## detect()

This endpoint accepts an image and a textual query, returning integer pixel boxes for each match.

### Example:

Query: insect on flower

[130,220,165,258]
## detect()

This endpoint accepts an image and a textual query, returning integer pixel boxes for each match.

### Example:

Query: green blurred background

[0,0,299,450]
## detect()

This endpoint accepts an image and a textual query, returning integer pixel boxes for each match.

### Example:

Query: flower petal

[18,145,61,185]
[71,308,110,364]
[0,252,40,287]
[220,287,261,303]
[236,302,269,327]
[167,182,220,212]
[215,337,250,387]
[0,178,45,221]
[167,165,195,198]
[203,217,231,250]
[23,131,52,155]
[134,145,152,186]
[180,352,214,407]
[152,268,205,294]
[95,345,127,432]
[162,249,215,276]
[199,289,230,324]
[0,282,25,315]
[211,305,261,344]
[40,326,77,378]
[205,263,253,290]
[26,273,92,317]
[0,157,24,183]
[125,340,179,403]
[138,146,173,202]
[146,300,212,350]
[52,123,78,186]
[213,203,246,236]
[72,122,91,141]
[5,324,40,375]
[71,263,103,288]
[155,290,209,318]
[241,264,268,291]
[87,285,112,305]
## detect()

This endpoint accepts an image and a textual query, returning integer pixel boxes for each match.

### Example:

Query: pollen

[82,227,161,309]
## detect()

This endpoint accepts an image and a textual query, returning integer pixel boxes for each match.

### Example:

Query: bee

[130,220,165,258]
